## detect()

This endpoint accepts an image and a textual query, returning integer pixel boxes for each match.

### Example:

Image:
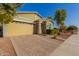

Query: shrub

[51,28,60,39]
[67,25,78,34]
[67,25,78,31]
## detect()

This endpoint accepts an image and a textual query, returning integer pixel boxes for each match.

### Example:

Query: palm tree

[54,9,67,32]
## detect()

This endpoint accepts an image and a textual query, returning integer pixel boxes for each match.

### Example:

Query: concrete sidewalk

[10,35,63,56]
[51,32,79,56]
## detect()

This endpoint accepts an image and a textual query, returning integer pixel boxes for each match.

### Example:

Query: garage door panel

[5,22,33,37]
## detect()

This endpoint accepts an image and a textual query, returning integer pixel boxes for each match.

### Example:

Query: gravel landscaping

[0,38,16,56]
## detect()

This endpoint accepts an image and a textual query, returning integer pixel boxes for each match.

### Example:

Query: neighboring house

[46,19,53,30]
[0,11,53,37]
[45,18,53,34]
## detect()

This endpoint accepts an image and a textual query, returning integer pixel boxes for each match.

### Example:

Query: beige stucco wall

[4,22,33,37]
[35,14,42,21]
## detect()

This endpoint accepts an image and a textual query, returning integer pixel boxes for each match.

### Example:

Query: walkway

[51,32,79,56]
[10,35,63,56]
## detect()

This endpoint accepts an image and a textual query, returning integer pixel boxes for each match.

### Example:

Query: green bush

[67,25,78,34]
[67,25,78,31]
[51,28,60,39]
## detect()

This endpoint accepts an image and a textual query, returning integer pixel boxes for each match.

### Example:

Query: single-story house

[0,11,53,37]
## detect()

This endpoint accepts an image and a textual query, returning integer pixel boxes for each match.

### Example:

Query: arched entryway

[33,20,47,34]
[41,21,46,34]
[33,20,39,34]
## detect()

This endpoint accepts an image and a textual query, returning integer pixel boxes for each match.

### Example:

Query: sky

[18,3,79,28]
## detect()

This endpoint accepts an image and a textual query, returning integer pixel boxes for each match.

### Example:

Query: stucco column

[3,24,7,37]
[38,21,42,34]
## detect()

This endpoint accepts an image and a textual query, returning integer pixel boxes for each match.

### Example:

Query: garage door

[4,22,33,37]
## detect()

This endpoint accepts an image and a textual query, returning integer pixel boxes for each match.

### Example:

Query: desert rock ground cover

[0,38,16,56]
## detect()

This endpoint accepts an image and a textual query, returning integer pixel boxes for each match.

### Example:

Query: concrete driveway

[10,35,63,56]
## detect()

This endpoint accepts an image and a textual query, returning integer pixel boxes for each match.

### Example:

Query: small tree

[54,9,67,32]
[0,3,23,24]
[0,3,23,37]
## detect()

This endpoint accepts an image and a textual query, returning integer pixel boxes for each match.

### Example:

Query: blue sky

[18,3,79,28]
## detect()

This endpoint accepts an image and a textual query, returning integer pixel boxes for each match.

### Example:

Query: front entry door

[0,26,3,37]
